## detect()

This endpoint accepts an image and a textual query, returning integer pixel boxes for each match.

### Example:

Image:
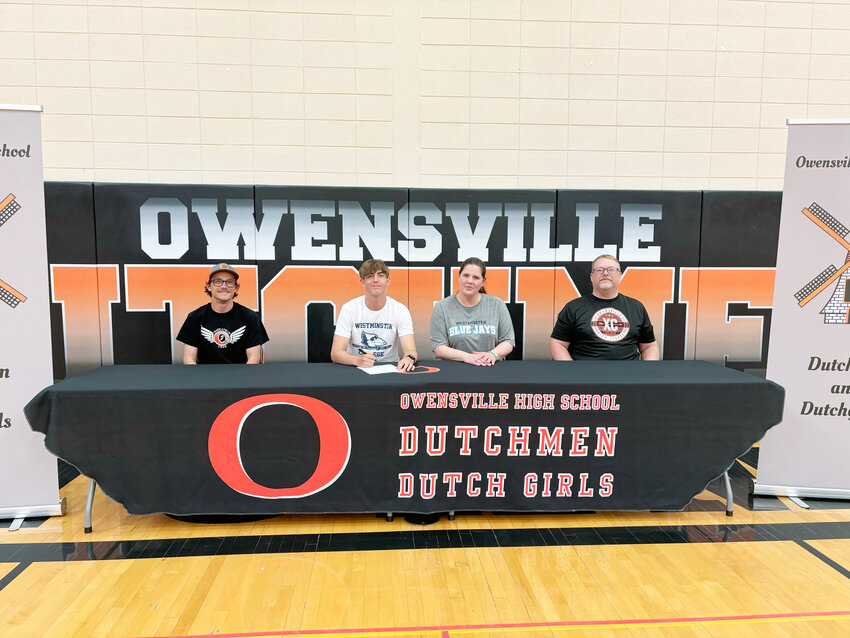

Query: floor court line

[132,610,850,638]
[796,539,850,578]
[0,561,29,592]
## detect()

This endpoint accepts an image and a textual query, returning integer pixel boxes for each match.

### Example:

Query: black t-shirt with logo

[550,293,655,360]
[177,302,269,364]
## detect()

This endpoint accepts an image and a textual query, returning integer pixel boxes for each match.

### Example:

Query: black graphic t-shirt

[177,302,269,364]
[550,293,655,360]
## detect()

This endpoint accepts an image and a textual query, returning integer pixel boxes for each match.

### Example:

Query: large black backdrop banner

[43,183,784,378]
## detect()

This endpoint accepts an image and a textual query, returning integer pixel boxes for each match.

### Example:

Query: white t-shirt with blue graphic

[334,296,414,363]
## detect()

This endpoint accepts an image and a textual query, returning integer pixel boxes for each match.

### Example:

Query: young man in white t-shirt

[331,259,418,370]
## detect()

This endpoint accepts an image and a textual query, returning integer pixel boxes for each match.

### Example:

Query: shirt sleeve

[334,301,354,338]
[495,298,516,346]
[429,300,449,351]
[396,303,414,337]
[636,302,656,343]
[550,303,574,342]
[176,313,200,347]
[244,308,270,348]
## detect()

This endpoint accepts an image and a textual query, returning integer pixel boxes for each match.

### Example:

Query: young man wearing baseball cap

[177,263,269,364]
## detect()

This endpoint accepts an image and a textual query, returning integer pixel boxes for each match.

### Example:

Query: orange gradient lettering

[51,265,120,376]
[679,268,775,363]
[384,268,444,362]
[619,267,675,355]
[516,267,580,359]
[262,266,363,362]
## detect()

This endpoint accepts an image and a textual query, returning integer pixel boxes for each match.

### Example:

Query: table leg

[723,469,733,516]
[85,479,96,533]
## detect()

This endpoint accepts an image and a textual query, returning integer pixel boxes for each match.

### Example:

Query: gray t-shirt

[430,294,516,354]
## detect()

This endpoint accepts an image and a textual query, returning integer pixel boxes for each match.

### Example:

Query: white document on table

[357,364,398,375]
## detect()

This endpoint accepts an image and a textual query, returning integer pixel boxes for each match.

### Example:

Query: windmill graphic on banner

[794,202,850,324]
[0,193,20,228]
[0,192,27,309]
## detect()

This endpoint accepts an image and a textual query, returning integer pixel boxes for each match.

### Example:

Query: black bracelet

[405,353,418,364]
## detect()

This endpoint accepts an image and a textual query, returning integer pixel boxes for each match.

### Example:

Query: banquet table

[25,360,784,521]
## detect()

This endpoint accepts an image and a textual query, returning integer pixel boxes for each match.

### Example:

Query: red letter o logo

[208,394,350,499]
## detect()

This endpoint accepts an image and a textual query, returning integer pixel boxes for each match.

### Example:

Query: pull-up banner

[0,105,63,519]
[756,119,850,499]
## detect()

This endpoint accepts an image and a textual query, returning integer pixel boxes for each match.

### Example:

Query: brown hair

[359,258,390,279]
[459,257,487,294]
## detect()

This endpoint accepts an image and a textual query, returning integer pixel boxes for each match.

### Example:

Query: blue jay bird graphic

[360,330,389,351]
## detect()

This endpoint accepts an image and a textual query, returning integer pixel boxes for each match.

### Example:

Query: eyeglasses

[592,267,621,274]
[211,278,237,288]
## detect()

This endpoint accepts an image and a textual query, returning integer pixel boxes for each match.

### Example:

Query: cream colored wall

[1,0,849,189]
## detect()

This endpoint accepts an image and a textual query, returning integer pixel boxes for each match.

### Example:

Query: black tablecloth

[25,361,784,515]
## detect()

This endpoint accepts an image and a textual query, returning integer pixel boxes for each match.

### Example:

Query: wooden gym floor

[3,451,850,638]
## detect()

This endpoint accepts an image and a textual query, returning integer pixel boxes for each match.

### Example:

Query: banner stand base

[753,482,850,501]
[0,497,66,521]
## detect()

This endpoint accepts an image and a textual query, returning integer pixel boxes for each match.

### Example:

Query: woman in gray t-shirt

[430,257,515,366]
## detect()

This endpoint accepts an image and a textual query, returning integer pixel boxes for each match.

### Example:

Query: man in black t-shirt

[176,263,269,364]
[549,254,659,361]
